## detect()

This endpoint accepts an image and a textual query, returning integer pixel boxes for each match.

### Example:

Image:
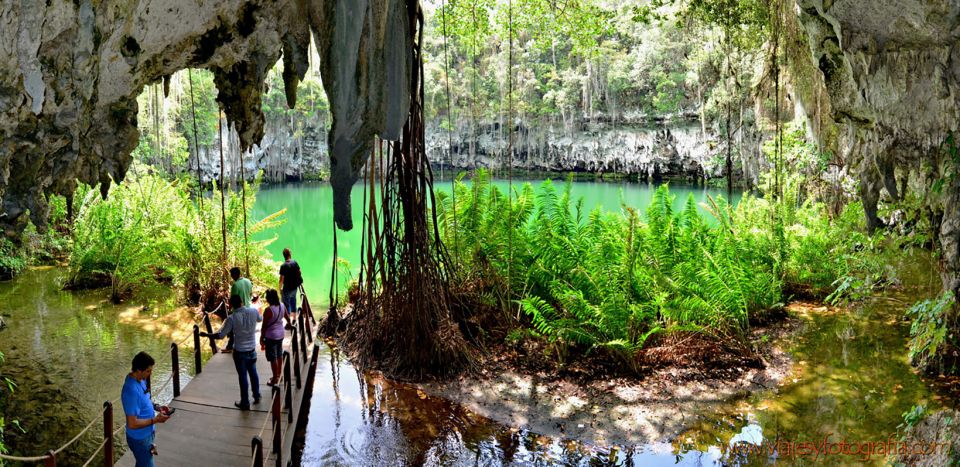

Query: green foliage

[898,404,929,433]
[0,194,74,280]
[437,172,829,370]
[0,238,27,280]
[68,169,284,303]
[425,0,738,123]
[0,350,15,457]
[906,291,958,372]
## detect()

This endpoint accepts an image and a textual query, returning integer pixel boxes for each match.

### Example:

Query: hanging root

[344,1,472,380]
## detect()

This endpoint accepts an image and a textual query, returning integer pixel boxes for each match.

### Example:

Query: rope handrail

[1,300,309,464]
[0,407,102,462]
[80,424,125,467]
[0,305,207,462]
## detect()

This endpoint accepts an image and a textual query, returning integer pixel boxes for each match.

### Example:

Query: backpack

[285,260,303,289]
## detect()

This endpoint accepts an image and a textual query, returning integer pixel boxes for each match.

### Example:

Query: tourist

[278,248,303,318]
[260,289,291,386]
[230,266,253,307]
[201,294,263,410]
[121,352,170,467]
[220,267,254,352]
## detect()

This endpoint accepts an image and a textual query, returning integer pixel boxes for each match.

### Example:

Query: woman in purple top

[259,289,290,386]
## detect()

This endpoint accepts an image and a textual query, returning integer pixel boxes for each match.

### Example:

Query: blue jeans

[282,289,298,316]
[126,432,155,467]
[232,350,260,407]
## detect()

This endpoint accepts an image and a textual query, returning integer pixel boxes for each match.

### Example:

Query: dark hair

[229,294,243,309]
[230,267,241,280]
[282,248,291,260]
[131,352,155,372]
[265,289,280,306]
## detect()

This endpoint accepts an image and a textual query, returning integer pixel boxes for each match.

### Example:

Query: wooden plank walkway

[118,313,320,467]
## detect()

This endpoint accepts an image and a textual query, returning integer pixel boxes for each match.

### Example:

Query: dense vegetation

[436,167,883,370]
[67,166,285,305]
[423,0,775,179]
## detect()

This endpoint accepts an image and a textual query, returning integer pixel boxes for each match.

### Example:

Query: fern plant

[436,174,869,371]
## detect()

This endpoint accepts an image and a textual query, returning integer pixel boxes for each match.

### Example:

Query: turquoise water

[251,178,742,307]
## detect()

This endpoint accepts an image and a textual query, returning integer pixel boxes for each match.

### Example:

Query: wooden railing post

[291,326,299,361]
[292,338,302,390]
[271,386,281,455]
[303,301,313,343]
[298,313,307,364]
[283,351,293,423]
[171,343,180,398]
[251,436,264,467]
[293,328,305,389]
[45,450,56,466]
[103,401,114,467]
[193,324,202,374]
[203,312,218,354]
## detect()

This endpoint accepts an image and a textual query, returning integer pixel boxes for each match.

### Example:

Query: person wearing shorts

[278,248,302,319]
[260,289,291,386]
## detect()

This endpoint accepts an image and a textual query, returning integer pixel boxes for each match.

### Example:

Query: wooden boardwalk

[118,311,320,467]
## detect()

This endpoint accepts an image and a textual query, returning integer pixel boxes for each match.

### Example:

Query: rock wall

[195,116,328,184]
[794,0,960,300]
[208,116,751,184]
[0,0,303,236]
[426,119,765,184]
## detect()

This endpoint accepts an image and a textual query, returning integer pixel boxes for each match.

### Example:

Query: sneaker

[253,396,261,405]
[234,401,250,411]
[220,348,233,353]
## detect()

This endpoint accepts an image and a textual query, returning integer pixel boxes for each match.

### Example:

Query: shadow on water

[0,267,199,465]
[292,251,954,466]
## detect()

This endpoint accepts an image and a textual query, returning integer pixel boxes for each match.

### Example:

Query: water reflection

[0,267,198,464]
[298,343,734,466]
[297,250,951,466]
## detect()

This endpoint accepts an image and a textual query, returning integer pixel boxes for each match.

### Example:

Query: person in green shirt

[220,267,254,352]
[230,267,253,307]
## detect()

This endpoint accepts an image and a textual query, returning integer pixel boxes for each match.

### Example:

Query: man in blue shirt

[121,352,170,467]
[201,294,263,410]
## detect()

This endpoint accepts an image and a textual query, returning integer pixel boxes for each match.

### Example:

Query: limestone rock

[1,0,414,236]
[309,0,412,230]
[426,120,732,182]
[794,0,960,297]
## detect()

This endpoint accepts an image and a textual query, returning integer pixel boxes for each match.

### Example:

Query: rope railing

[80,418,126,467]
[0,305,209,465]
[1,296,316,466]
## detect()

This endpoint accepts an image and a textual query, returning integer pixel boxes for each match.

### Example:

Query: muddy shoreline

[415,309,802,447]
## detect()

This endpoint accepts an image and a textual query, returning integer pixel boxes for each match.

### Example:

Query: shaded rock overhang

[794,0,960,294]
[0,0,413,236]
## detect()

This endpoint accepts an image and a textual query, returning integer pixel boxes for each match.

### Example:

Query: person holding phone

[121,352,170,467]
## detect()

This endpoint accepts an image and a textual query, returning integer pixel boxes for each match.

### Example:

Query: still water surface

[251,179,741,308]
[0,179,946,466]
